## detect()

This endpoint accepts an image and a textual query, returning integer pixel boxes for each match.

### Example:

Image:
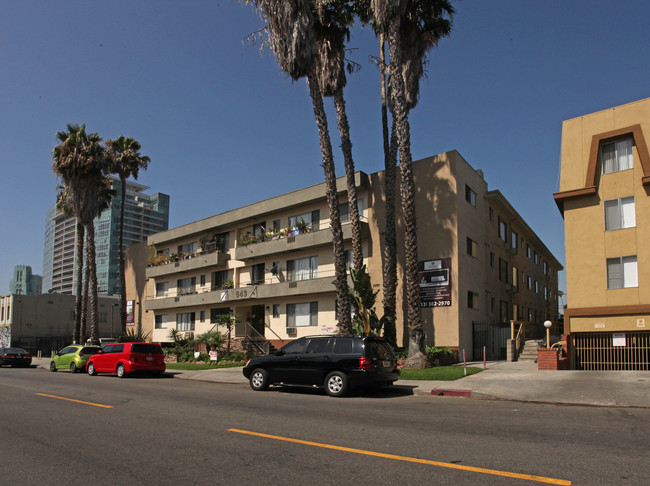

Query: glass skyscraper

[43,179,169,295]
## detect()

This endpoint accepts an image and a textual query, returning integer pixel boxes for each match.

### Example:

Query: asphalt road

[1,366,648,485]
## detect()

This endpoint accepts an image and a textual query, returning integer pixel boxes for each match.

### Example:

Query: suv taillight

[359,356,372,370]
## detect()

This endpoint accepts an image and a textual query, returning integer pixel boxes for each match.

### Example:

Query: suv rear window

[131,344,163,354]
[366,340,394,359]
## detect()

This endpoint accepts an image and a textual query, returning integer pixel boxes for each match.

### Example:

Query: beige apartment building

[554,97,650,370]
[135,151,561,360]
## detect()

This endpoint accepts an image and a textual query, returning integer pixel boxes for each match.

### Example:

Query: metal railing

[571,331,650,370]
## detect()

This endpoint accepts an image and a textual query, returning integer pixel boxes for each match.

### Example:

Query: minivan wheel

[249,369,269,391]
[325,371,349,397]
[49,361,57,372]
[87,363,96,376]
[70,362,77,373]
[116,364,126,378]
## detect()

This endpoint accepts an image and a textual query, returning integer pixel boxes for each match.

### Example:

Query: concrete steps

[518,340,540,362]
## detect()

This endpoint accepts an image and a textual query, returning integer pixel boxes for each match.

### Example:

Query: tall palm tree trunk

[307,73,351,333]
[87,223,100,345]
[73,220,85,344]
[81,233,90,343]
[379,34,398,348]
[119,175,127,334]
[333,88,362,273]
[387,17,426,364]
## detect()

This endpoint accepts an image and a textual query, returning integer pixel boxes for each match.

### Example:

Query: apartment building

[554,97,650,370]
[142,151,561,359]
[43,179,169,295]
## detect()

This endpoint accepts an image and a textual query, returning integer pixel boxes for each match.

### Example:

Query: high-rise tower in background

[43,179,169,295]
[9,265,42,295]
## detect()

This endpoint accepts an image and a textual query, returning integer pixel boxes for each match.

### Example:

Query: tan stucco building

[136,151,561,360]
[554,97,650,370]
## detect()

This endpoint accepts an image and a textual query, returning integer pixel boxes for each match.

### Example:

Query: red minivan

[86,342,165,378]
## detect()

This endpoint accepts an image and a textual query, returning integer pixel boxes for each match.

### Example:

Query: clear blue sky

[2,1,649,303]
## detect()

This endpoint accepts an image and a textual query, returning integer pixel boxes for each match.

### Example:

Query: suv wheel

[325,371,349,397]
[116,363,126,378]
[249,369,269,391]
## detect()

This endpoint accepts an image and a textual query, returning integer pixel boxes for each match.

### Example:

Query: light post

[544,320,552,348]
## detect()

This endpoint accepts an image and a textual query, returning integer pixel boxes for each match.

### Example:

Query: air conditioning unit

[286,327,297,336]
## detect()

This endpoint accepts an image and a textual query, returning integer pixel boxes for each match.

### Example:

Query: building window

[200,274,206,287]
[527,275,532,290]
[465,185,476,207]
[604,197,635,230]
[251,263,265,285]
[499,258,508,283]
[177,277,196,295]
[287,256,318,281]
[273,304,280,318]
[176,312,195,331]
[178,242,197,254]
[534,251,539,264]
[289,210,320,231]
[607,256,638,289]
[512,266,519,288]
[489,207,494,221]
[467,291,478,309]
[287,302,318,327]
[212,270,229,290]
[602,138,633,174]
[511,230,518,249]
[155,314,168,329]
[200,310,205,322]
[156,281,169,297]
[210,308,230,323]
[339,200,363,224]
[500,301,509,323]
[498,217,507,242]
[466,237,478,258]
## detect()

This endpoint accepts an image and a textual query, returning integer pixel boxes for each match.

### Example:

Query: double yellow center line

[229,428,571,485]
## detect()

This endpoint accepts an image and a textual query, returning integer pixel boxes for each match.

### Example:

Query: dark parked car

[87,342,166,378]
[243,335,399,396]
[0,347,32,367]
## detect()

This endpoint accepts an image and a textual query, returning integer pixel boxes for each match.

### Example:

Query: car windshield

[131,344,163,354]
[80,347,100,355]
[4,348,28,354]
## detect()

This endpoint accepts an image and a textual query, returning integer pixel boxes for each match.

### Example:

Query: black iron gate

[473,321,510,360]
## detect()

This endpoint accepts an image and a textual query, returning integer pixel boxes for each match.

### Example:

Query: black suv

[242,335,399,396]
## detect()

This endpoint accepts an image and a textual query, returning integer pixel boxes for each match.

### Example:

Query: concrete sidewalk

[32,358,650,408]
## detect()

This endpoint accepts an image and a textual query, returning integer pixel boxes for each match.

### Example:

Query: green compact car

[50,345,102,373]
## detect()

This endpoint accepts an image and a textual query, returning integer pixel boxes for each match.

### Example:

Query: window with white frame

[340,199,364,223]
[604,197,635,230]
[155,314,168,329]
[287,302,318,327]
[607,256,638,289]
[498,217,507,242]
[156,281,169,297]
[287,256,318,281]
[602,138,633,174]
[176,312,195,331]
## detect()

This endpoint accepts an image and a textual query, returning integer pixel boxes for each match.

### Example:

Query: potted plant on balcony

[296,218,309,234]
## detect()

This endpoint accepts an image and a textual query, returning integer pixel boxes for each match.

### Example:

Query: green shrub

[425,346,455,363]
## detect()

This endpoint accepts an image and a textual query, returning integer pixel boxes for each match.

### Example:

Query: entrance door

[251,305,265,336]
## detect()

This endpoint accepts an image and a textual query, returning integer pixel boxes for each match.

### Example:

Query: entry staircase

[518,340,541,362]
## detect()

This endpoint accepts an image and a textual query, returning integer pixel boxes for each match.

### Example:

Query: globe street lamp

[544,320,552,348]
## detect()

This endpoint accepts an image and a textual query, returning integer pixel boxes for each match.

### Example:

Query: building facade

[0,293,120,353]
[9,265,42,295]
[554,97,650,370]
[43,179,170,295]
[139,151,561,360]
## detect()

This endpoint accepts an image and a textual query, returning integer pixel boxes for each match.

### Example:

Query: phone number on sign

[421,301,451,307]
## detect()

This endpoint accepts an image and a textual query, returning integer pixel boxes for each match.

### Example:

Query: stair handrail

[244,322,270,355]
[511,320,529,358]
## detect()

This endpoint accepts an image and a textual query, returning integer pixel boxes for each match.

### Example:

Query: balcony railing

[145,249,230,278]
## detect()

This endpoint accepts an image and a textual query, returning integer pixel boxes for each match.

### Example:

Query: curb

[431,388,471,397]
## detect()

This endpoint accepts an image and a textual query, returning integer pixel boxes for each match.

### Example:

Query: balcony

[146,250,230,278]
[234,221,368,261]
[145,272,350,311]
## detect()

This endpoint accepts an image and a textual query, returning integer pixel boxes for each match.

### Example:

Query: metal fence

[472,321,511,360]
[571,331,650,371]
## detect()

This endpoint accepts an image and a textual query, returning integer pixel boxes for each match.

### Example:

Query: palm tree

[245,0,352,332]
[51,123,112,345]
[367,0,454,366]
[105,136,150,334]
[312,0,363,273]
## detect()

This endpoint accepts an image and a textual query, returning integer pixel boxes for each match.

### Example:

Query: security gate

[571,331,650,370]
[472,321,510,360]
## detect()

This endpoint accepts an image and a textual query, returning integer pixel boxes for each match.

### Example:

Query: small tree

[196,331,225,353]
[211,312,238,354]
[349,265,384,337]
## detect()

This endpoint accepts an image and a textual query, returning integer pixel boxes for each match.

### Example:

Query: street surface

[1,366,648,485]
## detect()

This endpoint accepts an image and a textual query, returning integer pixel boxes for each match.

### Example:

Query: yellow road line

[228,428,571,485]
[36,393,114,409]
